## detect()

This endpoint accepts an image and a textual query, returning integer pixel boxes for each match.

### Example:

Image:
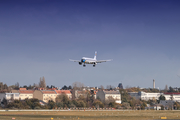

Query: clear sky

[0,0,180,89]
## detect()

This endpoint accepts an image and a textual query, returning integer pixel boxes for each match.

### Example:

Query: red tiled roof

[55,90,71,94]
[19,90,34,94]
[41,90,56,94]
[48,88,57,90]
[19,88,27,90]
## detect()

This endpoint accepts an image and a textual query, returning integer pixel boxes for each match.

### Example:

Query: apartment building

[33,90,57,103]
[96,90,121,104]
[55,90,72,99]
[0,93,19,102]
[164,93,180,102]
[11,89,34,100]
[128,91,180,102]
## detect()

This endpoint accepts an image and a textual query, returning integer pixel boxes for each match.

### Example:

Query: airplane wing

[96,59,112,63]
[69,59,80,62]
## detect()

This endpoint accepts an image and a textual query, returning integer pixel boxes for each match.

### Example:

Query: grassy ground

[0,110,180,120]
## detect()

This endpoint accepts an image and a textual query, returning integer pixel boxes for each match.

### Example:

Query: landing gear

[83,64,86,67]
[93,62,96,67]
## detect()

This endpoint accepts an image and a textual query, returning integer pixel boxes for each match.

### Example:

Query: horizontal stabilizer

[69,59,80,62]
[96,59,112,63]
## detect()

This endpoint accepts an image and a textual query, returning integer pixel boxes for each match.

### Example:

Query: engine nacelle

[79,62,82,65]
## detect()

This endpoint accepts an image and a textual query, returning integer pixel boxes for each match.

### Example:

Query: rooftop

[41,90,56,94]
[55,90,71,94]
[103,90,120,94]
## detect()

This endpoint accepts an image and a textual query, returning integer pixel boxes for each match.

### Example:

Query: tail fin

[94,51,97,60]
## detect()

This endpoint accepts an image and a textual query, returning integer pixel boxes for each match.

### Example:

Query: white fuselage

[81,57,97,64]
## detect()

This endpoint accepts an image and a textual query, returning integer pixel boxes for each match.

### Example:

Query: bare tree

[39,76,46,89]
[72,82,84,90]
[100,85,104,90]
[0,82,3,90]
[15,82,19,89]
[33,83,39,88]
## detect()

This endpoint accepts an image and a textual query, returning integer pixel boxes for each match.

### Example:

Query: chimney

[153,79,155,89]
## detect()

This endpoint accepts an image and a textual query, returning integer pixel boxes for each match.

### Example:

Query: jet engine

[79,62,82,65]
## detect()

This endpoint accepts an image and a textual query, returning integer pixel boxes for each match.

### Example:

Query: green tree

[56,94,73,108]
[168,86,175,92]
[158,95,166,103]
[25,98,41,109]
[122,102,130,109]
[109,102,116,108]
[119,89,129,103]
[47,100,56,109]
[1,98,8,108]
[174,102,180,110]
[159,95,166,100]
[93,100,104,108]
[141,104,145,110]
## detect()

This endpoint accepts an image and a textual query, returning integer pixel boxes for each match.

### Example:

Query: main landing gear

[93,65,96,67]
[83,64,86,67]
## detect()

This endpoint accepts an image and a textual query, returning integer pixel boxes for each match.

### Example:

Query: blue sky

[0,0,180,89]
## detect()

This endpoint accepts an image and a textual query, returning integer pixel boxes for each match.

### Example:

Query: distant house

[55,90,72,99]
[96,90,121,104]
[93,90,97,99]
[74,90,87,99]
[11,89,34,100]
[128,91,163,101]
[33,90,57,103]
[159,100,175,109]
[145,104,161,110]
[0,93,19,102]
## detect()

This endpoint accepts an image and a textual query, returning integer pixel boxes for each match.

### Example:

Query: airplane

[69,51,112,67]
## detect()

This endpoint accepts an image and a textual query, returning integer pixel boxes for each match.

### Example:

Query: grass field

[0,110,180,120]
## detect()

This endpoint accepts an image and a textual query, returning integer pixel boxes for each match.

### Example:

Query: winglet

[94,51,97,60]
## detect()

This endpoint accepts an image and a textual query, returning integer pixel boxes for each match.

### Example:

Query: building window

[15,94,19,97]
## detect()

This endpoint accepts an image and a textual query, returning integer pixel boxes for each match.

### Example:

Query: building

[159,100,175,109]
[164,93,180,102]
[0,93,19,102]
[55,90,72,99]
[11,89,34,100]
[128,91,180,102]
[33,90,57,103]
[128,91,163,101]
[138,91,163,100]
[74,90,87,99]
[96,90,121,104]
[145,104,161,110]
[128,92,140,99]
